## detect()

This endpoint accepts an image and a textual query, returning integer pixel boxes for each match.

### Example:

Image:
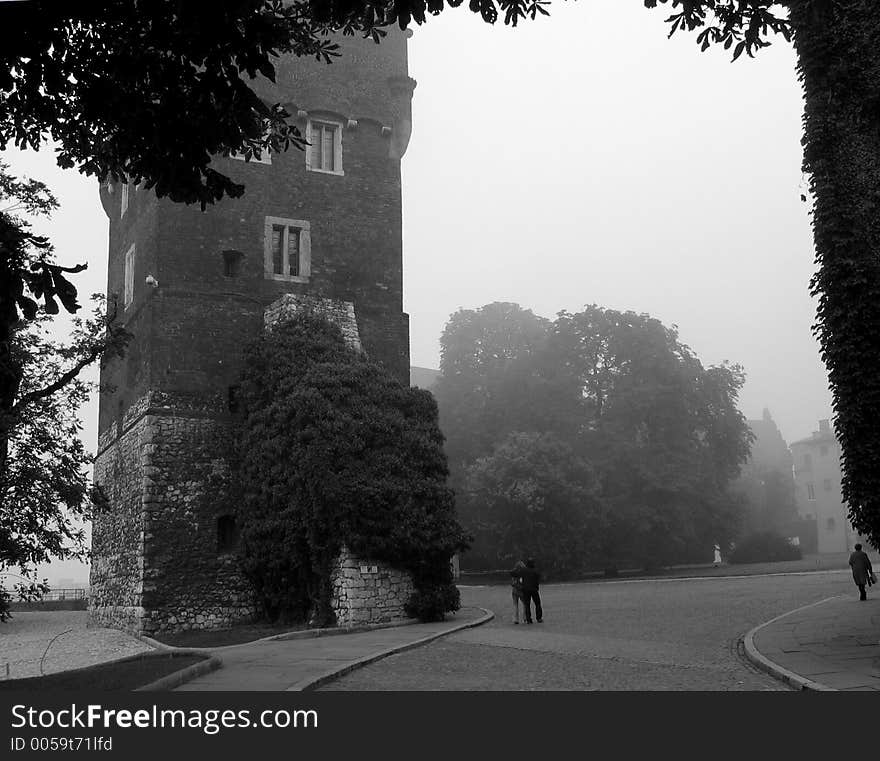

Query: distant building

[410,366,440,391]
[747,408,793,476]
[734,409,814,548]
[790,419,863,554]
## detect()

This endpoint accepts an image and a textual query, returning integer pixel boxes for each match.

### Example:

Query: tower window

[807,483,816,501]
[264,217,311,282]
[222,249,244,277]
[228,385,240,413]
[306,119,343,175]
[824,478,832,492]
[121,183,129,217]
[217,515,239,554]
[123,244,136,308]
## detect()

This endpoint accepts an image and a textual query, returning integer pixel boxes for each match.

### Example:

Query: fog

[4,1,830,584]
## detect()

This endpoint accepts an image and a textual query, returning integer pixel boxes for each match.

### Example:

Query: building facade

[735,409,815,550]
[791,419,862,554]
[89,31,417,635]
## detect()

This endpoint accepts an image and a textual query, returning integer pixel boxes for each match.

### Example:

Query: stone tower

[89,31,416,635]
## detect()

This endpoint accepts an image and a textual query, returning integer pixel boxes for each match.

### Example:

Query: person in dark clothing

[520,557,542,624]
[849,543,874,601]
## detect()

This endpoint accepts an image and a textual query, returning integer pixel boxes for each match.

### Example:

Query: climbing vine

[788,1,880,547]
[234,313,468,625]
[649,1,880,546]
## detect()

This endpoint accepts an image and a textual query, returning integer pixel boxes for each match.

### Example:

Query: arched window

[217,515,239,554]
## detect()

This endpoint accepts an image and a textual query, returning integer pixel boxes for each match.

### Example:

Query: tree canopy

[0,163,129,618]
[442,302,753,573]
[0,300,127,620]
[463,431,606,576]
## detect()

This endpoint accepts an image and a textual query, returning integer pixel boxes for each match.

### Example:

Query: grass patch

[9,599,87,612]
[154,622,308,648]
[0,652,207,691]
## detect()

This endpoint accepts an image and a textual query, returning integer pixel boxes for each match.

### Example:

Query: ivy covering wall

[233,313,468,625]
[789,1,880,548]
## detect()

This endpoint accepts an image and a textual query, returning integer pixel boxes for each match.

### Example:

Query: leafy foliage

[0,161,131,452]
[785,2,880,549]
[556,307,752,570]
[728,531,802,565]
[1,162,88,395]
[644,1,791,59]
[0,300,127,621]
[462,432,606,576]
[235,313,468,624]
[438,302,753,574]
[434,302,576,479]
[0,0,542,210]
[0,162,130,621]
[1,2,334,208]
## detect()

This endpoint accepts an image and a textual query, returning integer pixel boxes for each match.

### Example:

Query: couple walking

[510,558,542,624]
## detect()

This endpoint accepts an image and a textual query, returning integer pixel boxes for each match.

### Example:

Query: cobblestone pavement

[0,611,151,680]
[320,571,854,690]
[751,594,880,690]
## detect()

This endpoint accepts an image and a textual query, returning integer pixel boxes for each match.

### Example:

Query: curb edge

[286,606,495,691]
[137,619,422,653]
[741,596,840,692]
[136,652,223,692]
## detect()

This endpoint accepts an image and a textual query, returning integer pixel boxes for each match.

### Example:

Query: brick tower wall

[90,29,415,634]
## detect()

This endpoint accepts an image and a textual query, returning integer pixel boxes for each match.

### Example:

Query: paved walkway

[0,611,150,680]
[746,593,880,690]
[175,606,491,691]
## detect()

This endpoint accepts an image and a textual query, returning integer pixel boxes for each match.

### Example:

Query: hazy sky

[6,2,830,583]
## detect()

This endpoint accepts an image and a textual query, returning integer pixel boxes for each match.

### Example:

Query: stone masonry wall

[330,546,415,626]
[90,392,258,636]
[264,293,362,352]
[140,411,257,635]
[89,414,149,633]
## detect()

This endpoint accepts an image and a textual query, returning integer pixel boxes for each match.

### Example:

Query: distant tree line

[434,302,754,576]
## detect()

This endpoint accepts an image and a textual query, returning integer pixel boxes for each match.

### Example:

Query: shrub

[728,531,802,564]
[405,583,461,622]
[235,312,469,625]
